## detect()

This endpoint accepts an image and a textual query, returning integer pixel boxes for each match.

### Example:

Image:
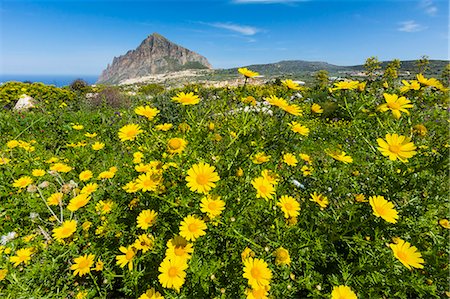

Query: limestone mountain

[97,33,212,84]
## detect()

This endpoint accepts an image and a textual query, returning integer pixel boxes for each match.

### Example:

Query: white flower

[1,231,17,245]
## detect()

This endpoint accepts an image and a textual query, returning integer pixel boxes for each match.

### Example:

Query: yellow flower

[282,104,302,116]
[95,200,114,214]
[377,133,417,162]
[369,195,399,224]
[283,153,298,166]
[10,247,33,267]
[13,176,33,188]
[134,234,155,253]
[156,123,173,131]
[123,181,140,193]
[238,67,259,78]
[274,247,291,266]
[200,195,226,218]
[70,254,95,276]
[135,105,160,120]
[136,209,158,230]
[243,257,272,289]
[91,142,105,150]
[246,286,270,299]
[139,288,165,299]
[136,171,163,192]
[400,80,421,93]
[72,124,84,130]
[52,220,77,242]
[167,138,188,154]
[354,194,367,203]
[158,256,188,292]
[311,103,323,114]
[47,192,63,206]
[299,153,312,163]
[241,247,255,262]
[301,165,313,176]
[7,140,20,148]
[178,122,191,132]
[389,238,424,270]
[133,152,144,163]
[172,92,200,105]
[0,269,7,281]
[282,79,302,90]
[67,193,91,212]
[242,96,257,106]
[116,245,135,271]
[277,195,300,218]
[84,132,97,138]
[50,163,72,173]
[439,219,450,229]
[0,157,10,165]
[289,121,309,136]
[82,221,92,231]
[236,167,244,177]
[94,260,104,271]
[165,236,194,261]
[252,152,271,164]
[32,169,46,177]
[79,170,93,181]
[310,192,329,209]
[413,124,427,137]
[331,285,358,299]
[185,162,220,194]
[377,93,413,119]
[118,124,143,142]
[261,170,279,185]
[80,183,98,195]
[326,149,353,164]
[331,80,360,91]
[416,73,444,89]
[179,215,207,241]
[265,95,288,109]
[251,177,275,200]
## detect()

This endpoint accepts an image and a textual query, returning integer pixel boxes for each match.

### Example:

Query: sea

[0,74,99,87]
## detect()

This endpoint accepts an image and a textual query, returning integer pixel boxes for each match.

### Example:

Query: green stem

[89,272,102,296]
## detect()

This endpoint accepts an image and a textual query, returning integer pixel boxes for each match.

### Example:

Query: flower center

[126,251,134,260]
[284,203,293,211]
[387,102,401,110]
[168,266,178,277]
[78,259,89,269]
[196,174,209,185]
[251,267,261,279]
[127,130,137,137]
[168,139,181,150]
[174,246,185,256]
[389,145,401,154]
[259,185,267,193]
[188,223,198,232]
[208,202,218,210]
[397,250,407,261]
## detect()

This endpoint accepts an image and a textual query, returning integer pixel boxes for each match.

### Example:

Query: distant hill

[98,33,212,84]
[219,59,448,77]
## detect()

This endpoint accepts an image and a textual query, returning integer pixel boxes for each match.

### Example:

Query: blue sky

[0,0,448,75]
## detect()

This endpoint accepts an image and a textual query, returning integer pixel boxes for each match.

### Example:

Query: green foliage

[364,56,381,81]
[416,55,430,74]
[0,71,448,298]
[139,83,165,96]
[0,82,75,107]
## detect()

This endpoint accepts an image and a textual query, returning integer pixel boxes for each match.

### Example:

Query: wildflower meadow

[0,67,449,299]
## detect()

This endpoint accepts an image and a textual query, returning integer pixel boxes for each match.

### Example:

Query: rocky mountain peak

[97,33,212,84]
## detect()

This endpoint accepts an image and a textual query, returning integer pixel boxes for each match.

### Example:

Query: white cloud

[398,20,426,33]
[210,23,260,36]
[421,0,438,16]
[232,0,306,4]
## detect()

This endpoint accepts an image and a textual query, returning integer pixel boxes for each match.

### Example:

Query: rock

[13,94,36,111]
[97,33,212,84]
